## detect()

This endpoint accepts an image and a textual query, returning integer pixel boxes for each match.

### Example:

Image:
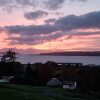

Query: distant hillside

[40,51,100,56]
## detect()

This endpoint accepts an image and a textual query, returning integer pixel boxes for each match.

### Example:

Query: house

[63,81,77,90]
[46,78,62,87]
[0,76,14,83]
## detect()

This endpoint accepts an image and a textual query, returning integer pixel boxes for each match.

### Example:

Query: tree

[38,63,54,82]
[25,63,33,78]
[1,49,16,62]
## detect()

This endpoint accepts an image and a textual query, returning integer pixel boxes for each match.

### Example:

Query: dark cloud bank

[44,0,65,10]
[0,0,88,12]
[2,11,100,45]
[24,10,48,20]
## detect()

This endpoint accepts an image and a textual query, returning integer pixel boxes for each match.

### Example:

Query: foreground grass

[0,83,100,100]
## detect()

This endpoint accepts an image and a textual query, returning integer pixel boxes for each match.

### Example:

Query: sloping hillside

[0,84,100,100]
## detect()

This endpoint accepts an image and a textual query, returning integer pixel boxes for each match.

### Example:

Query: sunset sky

[0,0,100,54]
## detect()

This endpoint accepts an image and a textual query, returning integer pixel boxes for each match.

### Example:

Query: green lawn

[0,83,100,100]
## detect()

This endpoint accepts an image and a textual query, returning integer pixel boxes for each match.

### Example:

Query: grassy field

[0,83,100,100]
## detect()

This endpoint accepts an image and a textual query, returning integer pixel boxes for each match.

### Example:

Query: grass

[0,83,100,100]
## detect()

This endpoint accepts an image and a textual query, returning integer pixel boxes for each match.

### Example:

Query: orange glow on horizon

[33,34,100,52]
[1,31,100,53]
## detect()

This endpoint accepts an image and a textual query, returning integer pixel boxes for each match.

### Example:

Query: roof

[47,78,62,87]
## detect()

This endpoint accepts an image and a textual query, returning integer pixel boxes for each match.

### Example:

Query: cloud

[0,0,37,12]
[24,10,48,20]
[44,0,65,10]
[55,11,100,30]
[45,18,56,24]
[2,11,100,45]
[0,27,4,32]
[4,24,58,36]
[4,11,100,35]
[15,0,37,6]
[71,0,87,2]
[6,31,100,46]
[7,36,45,45]
[43,0,87,10]
[0,48,47,54]
[77,0,87,2]
[0,0,65,12]
[6,31,65,45]
[0,0,12,6]
[0,0,88,13]
[0,0,37,7]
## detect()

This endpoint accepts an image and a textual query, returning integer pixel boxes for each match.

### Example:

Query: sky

[0,0,100,54]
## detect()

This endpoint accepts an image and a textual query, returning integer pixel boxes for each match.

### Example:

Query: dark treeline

[0,50,100,91]
[0,61,100,91]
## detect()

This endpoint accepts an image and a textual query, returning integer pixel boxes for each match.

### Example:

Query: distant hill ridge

[40,51,100,56]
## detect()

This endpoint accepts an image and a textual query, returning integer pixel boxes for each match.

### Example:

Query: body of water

[15,54,100,65]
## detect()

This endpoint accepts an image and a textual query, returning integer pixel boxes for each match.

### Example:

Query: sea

[13,54,100,65]
[0,54,100,65]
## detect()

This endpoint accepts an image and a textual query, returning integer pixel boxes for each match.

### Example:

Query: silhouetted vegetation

[77,66,100,91]
[0,50,100,91]
[1,49,16,62]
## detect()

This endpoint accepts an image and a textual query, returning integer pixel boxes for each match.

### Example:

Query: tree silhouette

[1,49,16,62]
[25,63,33,78]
